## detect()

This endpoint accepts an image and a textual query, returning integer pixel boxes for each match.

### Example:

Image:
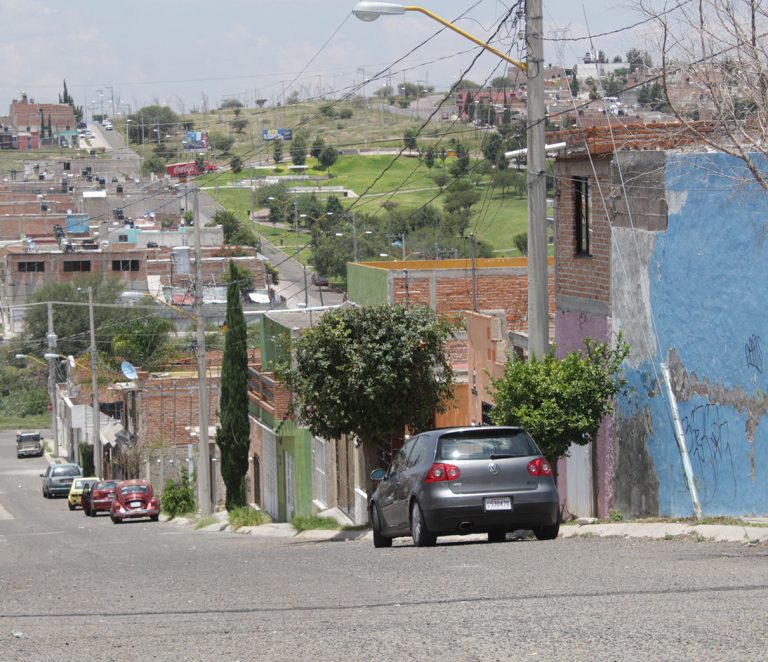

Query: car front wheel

[533,522,560,540]
[68,501,75,511]
[371,505,392,549]
[410,501,436,547]
[111,515,121,524]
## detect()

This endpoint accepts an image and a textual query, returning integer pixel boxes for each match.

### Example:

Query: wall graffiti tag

[681,404,736,505]
[745,334,763,373]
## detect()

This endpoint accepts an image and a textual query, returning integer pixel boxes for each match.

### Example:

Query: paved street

[1,431,768,661]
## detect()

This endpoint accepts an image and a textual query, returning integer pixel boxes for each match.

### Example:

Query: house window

[17,261,45,272]
[574,176,590,256]
[63,260,91,272]
[118,234,128,242]
[112,259,140,272]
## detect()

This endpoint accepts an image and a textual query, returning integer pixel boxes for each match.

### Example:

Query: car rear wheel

[150,514,159,522]
[371,505,392,548]
[533,522,560,540]
[43,487,49,498]
[488,529,507,543]
[90,507,98,517]
[410,501,436,547]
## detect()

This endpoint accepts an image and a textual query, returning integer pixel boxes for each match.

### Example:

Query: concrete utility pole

[193,189,213,516]
[88,288,102,479]
[47,303,59,457]
[525,0,549,359]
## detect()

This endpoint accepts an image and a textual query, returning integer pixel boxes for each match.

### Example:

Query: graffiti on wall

[681,403,736,504]
[745,334,763,373]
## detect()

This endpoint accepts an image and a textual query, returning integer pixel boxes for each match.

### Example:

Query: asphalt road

[2,430,768,661]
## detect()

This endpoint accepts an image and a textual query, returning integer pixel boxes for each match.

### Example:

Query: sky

[0,0,657,118]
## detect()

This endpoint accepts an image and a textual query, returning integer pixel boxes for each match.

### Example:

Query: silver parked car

[369,426,560,547]
[41,463,83,498]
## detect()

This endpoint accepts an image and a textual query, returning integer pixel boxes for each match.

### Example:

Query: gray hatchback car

[41,463,83,498]
[369,426,560,547]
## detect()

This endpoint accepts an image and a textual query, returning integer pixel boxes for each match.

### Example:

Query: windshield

[436,430,540,461]
[18,433,40,442]
[95,481,118,491]
[52,465,82,477]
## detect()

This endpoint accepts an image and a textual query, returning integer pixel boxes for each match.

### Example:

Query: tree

[289,134,308,166]
[273,138,283,167]
[220,98,244,110]
[449,142,470,178]
[285,304,455,493]
[432,171,449,190]
[194,153,206,173]
[403,128,418,151]
[626,48,652,73]
[210,132,234,154]
[443,179,480,237]
[424,146,436,171]
[481,131,504,164]
[212,209,257,246]
[489,336,630,468]
[569,74,580,98]
[645,0,768,190]
[111,315,174,371]
[223,261,256,292]
[312,234,352,278]
[318,145,338,172]
[311,136,325,159]
[216,261,250,509]
[513,232,528,255]
[230,118,249,134]
[142,154,166,176]
[23,277,131,357]
[229,155,243,173]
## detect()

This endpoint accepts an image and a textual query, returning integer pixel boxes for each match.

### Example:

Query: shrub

[161,469,196,517]
[338,108,353,119]
[228,506,270,529]
[79,444,95,476]
[291,514,341,532]
[513,232,528,255]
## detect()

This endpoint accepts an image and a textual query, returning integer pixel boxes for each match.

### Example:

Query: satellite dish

[121,361,138,380]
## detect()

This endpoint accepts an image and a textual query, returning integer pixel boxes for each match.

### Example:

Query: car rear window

[121,485,149,496]
[52,465,81,477]
[436,430,540,461]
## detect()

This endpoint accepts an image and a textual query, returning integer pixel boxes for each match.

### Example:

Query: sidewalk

[164,511,768,545]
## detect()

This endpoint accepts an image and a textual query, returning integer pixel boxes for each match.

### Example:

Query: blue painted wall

[617,152,768,517]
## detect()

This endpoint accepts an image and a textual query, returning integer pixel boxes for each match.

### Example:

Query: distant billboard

[261,128,292,142]
[185,131,209,150]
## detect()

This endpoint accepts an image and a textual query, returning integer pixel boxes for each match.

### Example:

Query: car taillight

[527,458,553,477]
[424,463,461,483]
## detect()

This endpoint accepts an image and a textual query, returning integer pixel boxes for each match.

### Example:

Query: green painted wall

[275,419,313,521]
[347,263,389,305]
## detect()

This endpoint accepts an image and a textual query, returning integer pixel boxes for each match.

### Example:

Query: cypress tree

[216,261,250,509]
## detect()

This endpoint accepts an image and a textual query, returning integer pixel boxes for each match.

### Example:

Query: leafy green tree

[216,261,250,509]
[273,139,283,166]
[338,108,353,119]
[626,48,652,73]
[312,234,352,278]
[403,128,418,151]
[442,179,480,237]
[311,136,325,159]
[220,98,244,110]
[212,209,257,246]
[289,134,308,165]
[513,232,528,255]
[424,146,436,170]
[153,141,174,160]
[194,153,206,173]
[23,277,131,357]
[285,304,455,492]
[142,154,166,176]
[432,171,449,190]
[481,132,503,164]
[490,336,630,468]
[318,145,338,172]
[111,315,174,371]
[230,118,249,134]
[230,155,243,173]
[223,261,256,292]
[210,132,234,154]
[569,73,580,98]
[449,142,470,178]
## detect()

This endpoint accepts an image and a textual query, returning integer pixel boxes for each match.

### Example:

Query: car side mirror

[39,473,44,478]
[370,468,387,481]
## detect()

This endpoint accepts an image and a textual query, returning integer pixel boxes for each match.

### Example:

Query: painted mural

[615,152,768,517]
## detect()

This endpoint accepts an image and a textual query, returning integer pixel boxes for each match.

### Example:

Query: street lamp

[352,1,548,359]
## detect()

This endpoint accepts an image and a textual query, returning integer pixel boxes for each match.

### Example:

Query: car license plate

[131,501,142,508]
[484,497,512,511]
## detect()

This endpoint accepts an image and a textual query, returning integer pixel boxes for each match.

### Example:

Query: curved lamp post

[352,1,548,359]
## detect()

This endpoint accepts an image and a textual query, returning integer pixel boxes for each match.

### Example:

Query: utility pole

[47,303,59,457]
[88,287,102,478]
[470,234,478,312]
[352,213,358,262]
[303,265,309,308]
[525,0,549,358]
[193,189,212,516]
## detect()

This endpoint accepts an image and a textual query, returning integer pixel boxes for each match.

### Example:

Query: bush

[161,469,196,517]
[513,232,528,255]
[79,444,95,476]
[291,514,341,532]
[338,108,353,119]
[228,506,270,529]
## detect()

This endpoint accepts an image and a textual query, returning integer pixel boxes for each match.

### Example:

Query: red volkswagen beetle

[110,479,160,524]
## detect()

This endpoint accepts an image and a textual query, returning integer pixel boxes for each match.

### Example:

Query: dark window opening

[63,260,91,272]
[574,176,590,256]
[18,261,45,272]
[112,259,140,272]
